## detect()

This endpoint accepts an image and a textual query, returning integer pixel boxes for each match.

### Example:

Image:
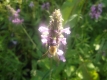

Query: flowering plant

[89,3,103,19]
[39,9,71,62]
[6,5,23,25]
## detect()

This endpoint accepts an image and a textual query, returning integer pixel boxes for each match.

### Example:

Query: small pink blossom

[12,18,23,24]
[61,38,67,45]
[14,9,20,17]
[52,39,56,44]
[16,9,20,13]
[38,26,49,33]
[57,49,64,56]
[41,38,47,44]
[57,49,66,62]
[39,26,49,44]
[59,55,66,62]
[41,35,48,38]
[62,27,71,34]
[9,8,23,24]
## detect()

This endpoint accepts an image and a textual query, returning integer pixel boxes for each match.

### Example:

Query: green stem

[21,25,38,50]
[49,68,53,80]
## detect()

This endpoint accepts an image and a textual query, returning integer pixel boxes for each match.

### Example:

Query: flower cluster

[10,9,24,24]
[89,3,103,19]
[6,5,24,25]
[38,9,71,62]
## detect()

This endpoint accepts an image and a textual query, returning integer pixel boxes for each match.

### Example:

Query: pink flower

[52,39,56,44]
[39,26,49,44]
[38,26,49,33]
[61,38,67,45]
[57,49,66,62]
[16,9,20,13]
[9,8,24,25]
[59,37,67,45]
[41,38,47,44]
[41,35,48,41]
[62,27,71,34]
[12,18,23,24]
[57,49,64,56]
[38,9,71,62]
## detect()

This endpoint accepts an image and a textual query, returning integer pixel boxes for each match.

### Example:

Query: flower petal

[41,34,48,38]
[52,39,56,44]
[61,38,67,45]
[62,27,71,34]
[57,49,63,56]
[57,49,66,62]
[41,38,47,44]
[38,26,48,33]
[91,5,96,12]
[59,55,66,62]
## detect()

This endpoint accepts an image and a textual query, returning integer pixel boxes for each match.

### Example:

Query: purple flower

[60,38,67,45]
[57,50,66,62]
[91,5,96,12]
[61,27,71,34]
[39,26,70,45]
[38,26,49,44]
[38,9,71,62]
[41,38,47,44]
[11,17,24,24]
[38,26,70,62]
[89,3,103,20]
[29,1,34,8]
[16,9,20,13]
[41,2,50,10]
[8,9,23,25]
[38,26,49,33]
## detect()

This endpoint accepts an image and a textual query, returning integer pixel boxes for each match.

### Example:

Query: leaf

[61,0,85,24]
[77,61,99,80]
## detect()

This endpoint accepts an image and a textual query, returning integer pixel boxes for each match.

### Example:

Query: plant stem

[21,25,38,50]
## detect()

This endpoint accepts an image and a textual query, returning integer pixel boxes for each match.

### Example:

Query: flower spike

[38,9,71,62]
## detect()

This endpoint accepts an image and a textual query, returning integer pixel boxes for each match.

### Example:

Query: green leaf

[77,61,99,80]
[61,0,85,24]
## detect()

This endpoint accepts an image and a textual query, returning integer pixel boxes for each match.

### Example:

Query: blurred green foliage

[0,0,107,80]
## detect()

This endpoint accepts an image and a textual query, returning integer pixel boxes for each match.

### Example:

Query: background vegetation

[0,0,107,80]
